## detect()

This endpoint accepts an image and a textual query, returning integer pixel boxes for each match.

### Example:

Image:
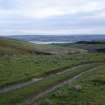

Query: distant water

[30,41,71,44]
[9,35,105,44]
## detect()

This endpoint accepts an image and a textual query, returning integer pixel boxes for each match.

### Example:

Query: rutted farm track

[0,61,104,105]
[19,65,103,105]
[0,61,104,94]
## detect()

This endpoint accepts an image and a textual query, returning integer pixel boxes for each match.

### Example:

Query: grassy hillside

[0,37,105,105]
[34,65,105,105]
[54,42,105,52]
[0,63,102,105]
[0,38,88,87]
[0,37,53,55]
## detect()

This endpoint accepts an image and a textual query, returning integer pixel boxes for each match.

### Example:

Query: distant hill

[0,37,52,56]
[8,35,105,43]
[76,41,105,44]
[0,37,87,56]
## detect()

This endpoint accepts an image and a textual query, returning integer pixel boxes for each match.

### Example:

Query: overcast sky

[0,0,105,35]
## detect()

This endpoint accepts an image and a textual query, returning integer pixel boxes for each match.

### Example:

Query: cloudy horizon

[0,0,105,36]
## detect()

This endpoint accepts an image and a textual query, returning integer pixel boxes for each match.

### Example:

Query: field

[0,37,105,105]
[34,65,105,105]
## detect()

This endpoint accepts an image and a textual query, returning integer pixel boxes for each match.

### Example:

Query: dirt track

[17,65,103,105]
[0,62,103,94]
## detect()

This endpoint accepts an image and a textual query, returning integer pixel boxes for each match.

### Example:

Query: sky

[0,0,105,36]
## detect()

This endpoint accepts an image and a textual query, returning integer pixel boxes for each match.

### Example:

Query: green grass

[0,63,100,105]
[0,54,85,87]
[1,52,105,87]
[0,37,54,55]
[34,65,105,105]
[0,38,87,55]
[1,38,105,105]
[0,38,88,86]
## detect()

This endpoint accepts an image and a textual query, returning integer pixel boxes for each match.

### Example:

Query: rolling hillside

[0,37,105,105]
[0,37,53,55]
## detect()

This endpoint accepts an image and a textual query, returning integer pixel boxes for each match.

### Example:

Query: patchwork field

[0,37,105,105]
